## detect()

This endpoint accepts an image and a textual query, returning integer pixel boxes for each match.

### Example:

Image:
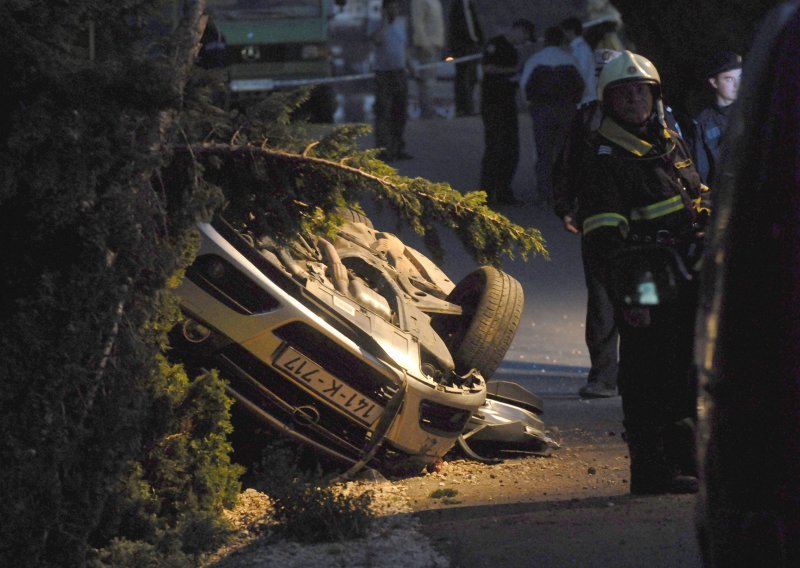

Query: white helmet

[597,50,661,101]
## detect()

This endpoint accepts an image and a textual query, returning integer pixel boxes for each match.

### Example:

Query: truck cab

[205,0,343,122]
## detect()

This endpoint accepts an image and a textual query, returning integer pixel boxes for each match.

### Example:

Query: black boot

[626,430,698,495]
[663,418,698,478]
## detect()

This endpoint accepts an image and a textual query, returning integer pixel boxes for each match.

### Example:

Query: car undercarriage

[169,210,556,474]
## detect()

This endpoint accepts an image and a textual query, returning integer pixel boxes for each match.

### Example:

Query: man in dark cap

[690,51,743,184]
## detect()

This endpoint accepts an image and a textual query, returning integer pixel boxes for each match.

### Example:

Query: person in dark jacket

[577,51,711,495]
[690,51,742,185]
[479,18,536,205]
[448,0,484,116]
[553,50,620,399]
[553,99,619,399]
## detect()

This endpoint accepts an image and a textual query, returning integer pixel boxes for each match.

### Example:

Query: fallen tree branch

[179,142,549,264]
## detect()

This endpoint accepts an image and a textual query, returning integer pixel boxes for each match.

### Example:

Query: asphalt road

[356,113,705,568]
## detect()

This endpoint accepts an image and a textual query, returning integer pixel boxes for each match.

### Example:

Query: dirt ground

[207,374,704,568]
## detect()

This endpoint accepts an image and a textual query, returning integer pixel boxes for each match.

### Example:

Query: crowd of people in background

[367,0,743,497]
[367,1,740,196]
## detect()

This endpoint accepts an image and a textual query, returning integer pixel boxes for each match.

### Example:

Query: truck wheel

[432,266,524,379]
[308,84,337,123]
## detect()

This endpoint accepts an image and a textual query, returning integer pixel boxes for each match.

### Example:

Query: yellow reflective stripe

[674,159,693,169]
[693,197,711,214]
[700,184,711,193]
[598,118,653,156]
[630,195,685,220]
[583,213,629,235]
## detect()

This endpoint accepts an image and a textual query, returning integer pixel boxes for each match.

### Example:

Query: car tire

[432,266,524,379]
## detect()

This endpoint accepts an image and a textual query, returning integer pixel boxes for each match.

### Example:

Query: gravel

[204,479,450,568]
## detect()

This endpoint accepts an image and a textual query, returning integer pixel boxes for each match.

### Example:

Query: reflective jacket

[553,103,687,221]
[576,116,711,274]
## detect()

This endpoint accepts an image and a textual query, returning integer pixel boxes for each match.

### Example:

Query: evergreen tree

[0,1,239,565]
[0,1,544,565]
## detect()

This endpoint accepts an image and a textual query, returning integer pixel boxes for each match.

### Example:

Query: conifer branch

[183,142,549,264]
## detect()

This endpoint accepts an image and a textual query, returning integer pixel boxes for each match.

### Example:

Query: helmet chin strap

[655,99,668,129]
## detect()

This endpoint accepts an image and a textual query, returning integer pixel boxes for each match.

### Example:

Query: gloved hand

[693,209,710,235]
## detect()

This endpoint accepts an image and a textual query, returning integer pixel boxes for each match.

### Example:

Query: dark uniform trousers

[454,58,480,115]
[480,95,519,202]
[617,277,699,478]
[581,237,619,388]
[374,69,409,158]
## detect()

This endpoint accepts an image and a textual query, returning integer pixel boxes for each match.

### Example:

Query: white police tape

[229,53,483,93]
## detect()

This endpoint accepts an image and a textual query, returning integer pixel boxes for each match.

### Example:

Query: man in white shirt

[561,17,597,107]
[370,0,413,161]
[411,0,445,119]
[521,26,583,207]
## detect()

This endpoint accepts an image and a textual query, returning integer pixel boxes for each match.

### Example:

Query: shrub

[90,361,244,559]
[254,442,375,543]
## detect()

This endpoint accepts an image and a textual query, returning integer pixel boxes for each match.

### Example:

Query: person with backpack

[520,26,584,207]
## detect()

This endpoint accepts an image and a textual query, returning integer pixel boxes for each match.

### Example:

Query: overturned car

[169,210,553,474]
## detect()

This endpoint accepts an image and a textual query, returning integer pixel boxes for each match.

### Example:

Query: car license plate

[274,346,383,426]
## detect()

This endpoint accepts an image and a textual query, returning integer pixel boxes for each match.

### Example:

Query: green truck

[204,0,344,121]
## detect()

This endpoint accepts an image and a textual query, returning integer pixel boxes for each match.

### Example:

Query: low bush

[254,442,375,543]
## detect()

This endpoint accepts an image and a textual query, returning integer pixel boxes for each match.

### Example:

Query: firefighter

[575,51,711,494]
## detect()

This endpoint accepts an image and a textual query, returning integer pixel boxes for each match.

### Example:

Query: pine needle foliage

[174,87,549,265]
[0,1,238,566]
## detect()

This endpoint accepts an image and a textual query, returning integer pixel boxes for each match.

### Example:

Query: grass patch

[429,487,461,504]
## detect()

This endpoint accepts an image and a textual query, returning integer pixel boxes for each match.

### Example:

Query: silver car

[170,211,544,473]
